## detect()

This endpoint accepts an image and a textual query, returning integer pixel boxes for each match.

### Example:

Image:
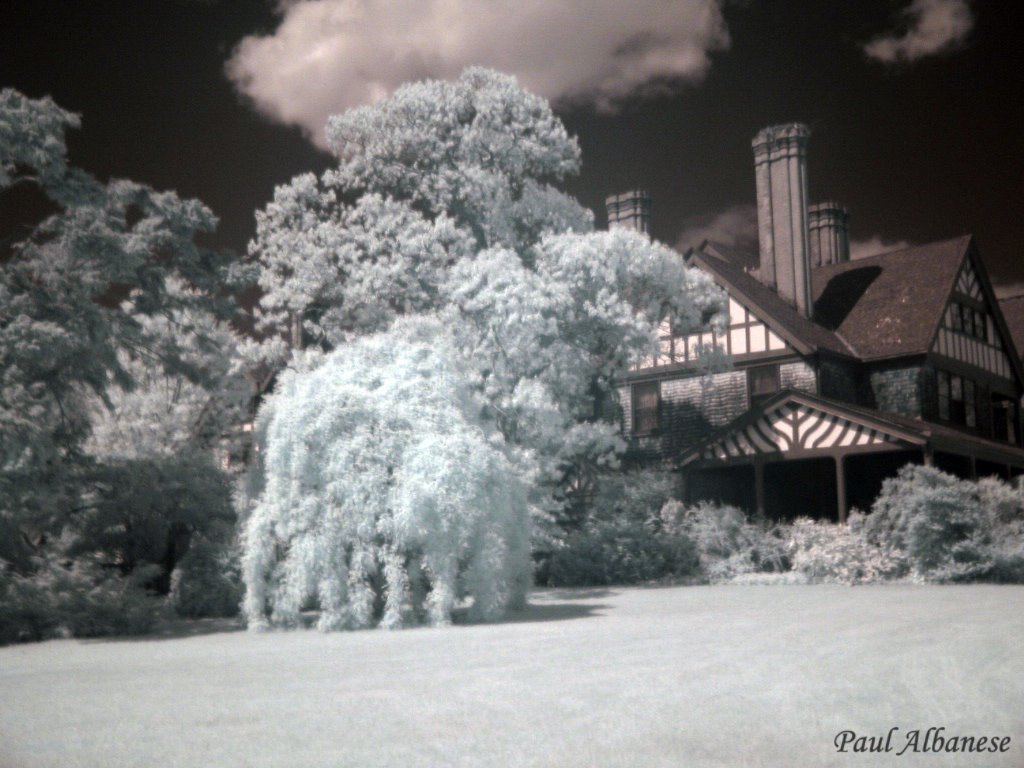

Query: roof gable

[679,389,1024,467]
[689,243,854,358]
[931,252,1020,382]
[810,235,972,360]
[689,235,1022,381]
[699,398,904,461]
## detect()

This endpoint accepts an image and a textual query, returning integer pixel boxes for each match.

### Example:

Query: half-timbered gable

[932,252,1018,384]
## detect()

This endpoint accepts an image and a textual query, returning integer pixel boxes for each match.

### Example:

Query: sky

[2,0,1022,291]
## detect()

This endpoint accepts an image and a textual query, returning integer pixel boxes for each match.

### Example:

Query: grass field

[1,584,1022,768]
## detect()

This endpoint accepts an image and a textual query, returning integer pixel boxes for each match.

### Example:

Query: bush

[546,517,700,586]
[862,465,1024,583]
[169,539,243,619]
[543,469,698,587]
[661,501,788,582]
[785,516,904,584]
[0,558,163,645]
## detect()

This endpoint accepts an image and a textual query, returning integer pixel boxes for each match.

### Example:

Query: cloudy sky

[2,0,1022,288]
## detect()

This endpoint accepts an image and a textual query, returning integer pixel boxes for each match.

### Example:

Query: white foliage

[243,68,727,549]
[445,229,724,484]
[242,318,533,630]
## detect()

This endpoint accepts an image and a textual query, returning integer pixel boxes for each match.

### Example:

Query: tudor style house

[614,123,1024,522]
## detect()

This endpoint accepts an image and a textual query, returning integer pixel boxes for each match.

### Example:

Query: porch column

[834,454,848,524]
[754,457,766,517]
[969,455,977,481]
[923,446,934,466]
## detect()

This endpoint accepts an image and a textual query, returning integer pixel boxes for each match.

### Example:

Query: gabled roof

[688,243,856,358]
[678,389,1024,468]
[811,235,972,361]
[689,235,981,363]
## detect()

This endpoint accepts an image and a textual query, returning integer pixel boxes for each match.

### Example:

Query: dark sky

[2,0,1022,288]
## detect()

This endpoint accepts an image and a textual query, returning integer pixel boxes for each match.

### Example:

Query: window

[950,302,988,342]
[992,395,1019,444]
[937,370,977,428]
[632,381,660,435]
[747,364,780,408]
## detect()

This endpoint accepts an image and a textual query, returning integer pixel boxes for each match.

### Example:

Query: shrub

[169,539,243,619]
[785,516,904,584]
[862,465,1024,583]
[661,501,788,582]
[0,558,163,645]
[543,469,698,587]
[546,517,700,586]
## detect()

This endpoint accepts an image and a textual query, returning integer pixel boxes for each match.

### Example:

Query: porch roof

[677,389,1024,469]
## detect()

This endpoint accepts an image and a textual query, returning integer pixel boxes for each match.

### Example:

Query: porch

[677,391,1024,522]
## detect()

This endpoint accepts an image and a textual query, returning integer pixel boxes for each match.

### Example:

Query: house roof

[810,235,973,361]
[690,244,856,358]
[678,389,1024,469]
[690,235,976,362]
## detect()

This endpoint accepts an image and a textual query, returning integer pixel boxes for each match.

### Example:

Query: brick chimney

[752,124,812,316]
[808,201,850,266]
[605,190,651,234]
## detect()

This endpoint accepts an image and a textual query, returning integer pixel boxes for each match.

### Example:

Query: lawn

[1,585,1022,768]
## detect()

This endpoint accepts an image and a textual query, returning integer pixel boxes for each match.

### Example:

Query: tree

[243,67,724,514]
[243,318,532,630]
[240,69,724,629]
[0,88,235,613]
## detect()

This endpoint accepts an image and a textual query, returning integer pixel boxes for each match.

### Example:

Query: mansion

[613,124,1024,521]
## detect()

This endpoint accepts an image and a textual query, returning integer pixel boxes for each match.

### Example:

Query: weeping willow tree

[242,319,534,630]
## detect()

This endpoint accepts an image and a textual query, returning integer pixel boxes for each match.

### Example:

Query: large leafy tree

[0,88,235,574]
[244,68,723,512]
[242,69,724,630]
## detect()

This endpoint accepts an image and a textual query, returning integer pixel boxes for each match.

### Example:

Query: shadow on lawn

[454,596,612,626]
[86,616,245,643]
[89,590,613,642]
[500,601,611,624]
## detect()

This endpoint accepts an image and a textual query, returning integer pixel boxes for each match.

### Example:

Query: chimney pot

[808,201,850,266]
[605,190,651,234]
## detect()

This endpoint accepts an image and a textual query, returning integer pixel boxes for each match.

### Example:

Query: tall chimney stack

[605,190,651,234]
[752,124,812,316]
[808,202,850,266]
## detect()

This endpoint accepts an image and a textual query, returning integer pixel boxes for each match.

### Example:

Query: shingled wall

[620,358,818,460]
[866,363,924,418]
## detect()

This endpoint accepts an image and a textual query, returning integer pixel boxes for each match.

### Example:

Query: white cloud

[226,0,730,148]
[864,0,973,64]
[675,205,758,253]
[849,236,913,260]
